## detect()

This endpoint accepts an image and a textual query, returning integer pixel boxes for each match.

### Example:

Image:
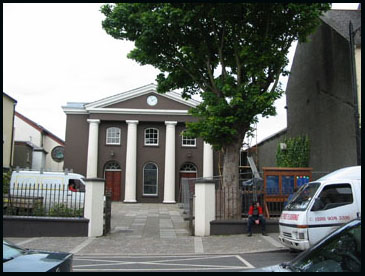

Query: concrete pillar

[124,120,138,203]
[163,121,177,203]
[194,181,216,236]
[203,142,214,179]
[86,119,100,178]
[84,178,105,237]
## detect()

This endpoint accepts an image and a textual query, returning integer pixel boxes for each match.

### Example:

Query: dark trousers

[247,216,266,233]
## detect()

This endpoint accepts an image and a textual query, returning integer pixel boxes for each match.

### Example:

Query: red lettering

[281,213,299,221]
[315,217,326,221]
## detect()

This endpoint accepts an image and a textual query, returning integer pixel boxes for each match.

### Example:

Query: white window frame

[181,130,196,147]
[144,128,159,146]
[143,162,158,196]
[106,127,121,145]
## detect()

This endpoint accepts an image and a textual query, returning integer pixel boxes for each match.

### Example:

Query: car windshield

[290,222,361,272]
[3,242,26,262]
[284,182,320,211]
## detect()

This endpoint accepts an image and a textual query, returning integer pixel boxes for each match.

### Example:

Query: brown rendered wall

[64,114,89,176]
[64,112,210,203]
[105,93,190,111]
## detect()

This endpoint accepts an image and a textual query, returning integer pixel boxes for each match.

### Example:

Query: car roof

[13,171,84,178]
[317,166,361,181]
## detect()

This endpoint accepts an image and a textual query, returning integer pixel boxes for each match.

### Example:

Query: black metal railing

[3,183,85,217]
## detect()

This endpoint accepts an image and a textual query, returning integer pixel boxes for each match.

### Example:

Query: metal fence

[180,176,292,221]
[3,183,85,217]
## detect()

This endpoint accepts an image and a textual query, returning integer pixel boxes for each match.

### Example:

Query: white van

[278,166,361,251]
[9,170,86,210]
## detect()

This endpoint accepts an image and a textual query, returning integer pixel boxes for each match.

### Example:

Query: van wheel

[289,248,300,253]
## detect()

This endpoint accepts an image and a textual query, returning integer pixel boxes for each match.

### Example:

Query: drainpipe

[349,21,361,165]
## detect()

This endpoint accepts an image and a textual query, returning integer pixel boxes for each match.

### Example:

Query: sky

[3,3,359,145]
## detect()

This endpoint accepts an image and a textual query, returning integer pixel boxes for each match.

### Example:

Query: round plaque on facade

[51,146,64,162]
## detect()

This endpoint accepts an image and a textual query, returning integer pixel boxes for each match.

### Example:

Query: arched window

[106,127,121,145]
[144,128,159,146]
[180,162,197,173]
[104,161,121,171]
[143,163,158,196]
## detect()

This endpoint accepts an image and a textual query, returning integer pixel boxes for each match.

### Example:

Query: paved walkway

[5,202,286,255]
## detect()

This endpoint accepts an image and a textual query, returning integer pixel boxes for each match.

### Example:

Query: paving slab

[4,202,286,255]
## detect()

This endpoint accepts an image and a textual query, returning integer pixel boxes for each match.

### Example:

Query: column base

[123,200,137,203]
[163,200,176,204]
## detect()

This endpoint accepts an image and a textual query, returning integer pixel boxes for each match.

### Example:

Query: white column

[124,120,138,203]
[203,142,214,179]
[86,119,100,178]
[163,121,177,203]
[195,182,216,236]
[84,178,105,237]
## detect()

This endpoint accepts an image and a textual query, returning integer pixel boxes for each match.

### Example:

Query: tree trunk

[222,140,242,219]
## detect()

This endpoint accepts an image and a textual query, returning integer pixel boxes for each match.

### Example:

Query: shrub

[276,135,310,167]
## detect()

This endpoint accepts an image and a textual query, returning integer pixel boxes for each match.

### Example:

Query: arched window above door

[180,162,197,172]
[105,161,121,171]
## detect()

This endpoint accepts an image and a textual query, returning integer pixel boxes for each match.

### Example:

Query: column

[86,119,100,178]
[203,142,214,179]
[163,121,177,203]
[124,120,138,203]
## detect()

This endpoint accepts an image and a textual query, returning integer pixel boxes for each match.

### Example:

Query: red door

[105,171,121,201]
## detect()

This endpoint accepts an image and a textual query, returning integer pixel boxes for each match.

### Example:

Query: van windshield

[284,182,321,211]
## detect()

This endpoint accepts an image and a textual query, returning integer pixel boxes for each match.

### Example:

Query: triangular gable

[84,83,200,110]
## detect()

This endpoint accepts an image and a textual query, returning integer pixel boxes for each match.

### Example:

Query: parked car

[248,219,361,272]
[3,240,73,272]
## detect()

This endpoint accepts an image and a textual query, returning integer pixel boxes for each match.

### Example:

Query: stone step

[210,218,279,235]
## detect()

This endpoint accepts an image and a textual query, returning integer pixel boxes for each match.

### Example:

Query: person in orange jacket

[247,201,267,236]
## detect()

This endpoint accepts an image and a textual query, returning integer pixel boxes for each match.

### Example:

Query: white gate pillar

[194,181,216,236]
[84,178,105,237]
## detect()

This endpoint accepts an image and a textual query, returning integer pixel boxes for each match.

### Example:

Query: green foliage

[101,3,330,151]
[3,171,11,194]
[276,135,310,167]
[49,203,84,217]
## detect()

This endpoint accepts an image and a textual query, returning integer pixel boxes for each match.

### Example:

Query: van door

[307,182,356,246]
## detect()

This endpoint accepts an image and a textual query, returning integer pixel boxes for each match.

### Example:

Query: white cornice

[86,108,190,116]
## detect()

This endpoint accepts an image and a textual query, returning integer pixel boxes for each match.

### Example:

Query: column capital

[87,119,100,124]
[165,121,177,126]
[126,120,139,125]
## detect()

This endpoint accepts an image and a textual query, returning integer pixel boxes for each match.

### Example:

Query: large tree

[101,3,330,217]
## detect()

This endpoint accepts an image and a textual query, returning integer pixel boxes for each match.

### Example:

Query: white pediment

[84,83,200,109]
[62,84,201,115]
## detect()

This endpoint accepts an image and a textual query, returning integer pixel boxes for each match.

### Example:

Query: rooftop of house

[321,9,361,46]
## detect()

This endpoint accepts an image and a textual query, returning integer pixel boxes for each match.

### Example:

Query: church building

[62,84,217,203]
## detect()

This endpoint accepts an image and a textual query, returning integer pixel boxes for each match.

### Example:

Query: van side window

[316,184,353,211]
[68,179,85,192]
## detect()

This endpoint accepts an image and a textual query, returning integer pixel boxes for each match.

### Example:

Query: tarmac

[5,202,286,256]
